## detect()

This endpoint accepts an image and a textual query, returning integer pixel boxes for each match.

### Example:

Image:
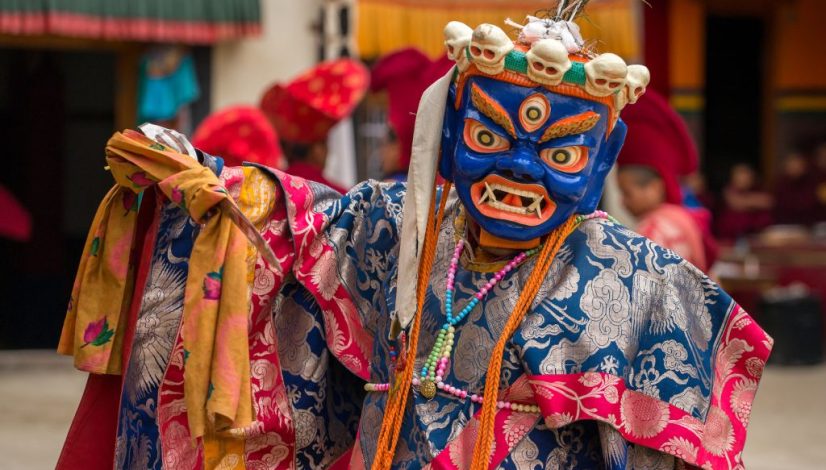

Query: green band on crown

[464,48,587,87]
[503,50,528,74]
[505,49,587,86]
[562,62,587,86]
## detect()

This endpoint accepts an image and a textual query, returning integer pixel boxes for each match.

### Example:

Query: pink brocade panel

[424,376,541,470]
[526,305,771,470]
[278,172,373,380]
[157,172,299,469]
[242,192,296,469]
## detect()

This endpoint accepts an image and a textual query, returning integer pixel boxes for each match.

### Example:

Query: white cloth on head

[395,67,455,332]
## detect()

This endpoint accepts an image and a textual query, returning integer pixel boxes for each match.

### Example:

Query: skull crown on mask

[436,19,648,242]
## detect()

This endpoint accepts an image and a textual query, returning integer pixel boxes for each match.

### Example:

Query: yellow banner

[356,0,639,60]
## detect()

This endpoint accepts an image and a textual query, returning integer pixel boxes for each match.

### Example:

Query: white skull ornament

[526,38,571,86]
[444,21,474,72]
[469,24,514,75]
[622,64,650,106]
[583,53,628,97]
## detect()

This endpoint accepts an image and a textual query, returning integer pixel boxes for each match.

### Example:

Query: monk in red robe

[370,48,453,181]
[772,151,821,226]
[616,91,715,271]
[260,59,369,194]
[716,164,773,240]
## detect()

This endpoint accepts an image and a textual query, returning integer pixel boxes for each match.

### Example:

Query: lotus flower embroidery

[203,268,223,300]
[171,186,185,208]
[81,317,115,348]
[127,171,154,188]
[122,192,138,213]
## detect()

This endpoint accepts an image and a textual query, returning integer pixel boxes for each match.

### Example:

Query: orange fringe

[372,181,452,469]
[469,215,578,470]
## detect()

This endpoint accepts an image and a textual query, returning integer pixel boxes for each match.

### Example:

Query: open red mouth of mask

[469,174,557,227]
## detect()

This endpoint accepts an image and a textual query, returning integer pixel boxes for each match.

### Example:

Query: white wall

[210,0,321,109]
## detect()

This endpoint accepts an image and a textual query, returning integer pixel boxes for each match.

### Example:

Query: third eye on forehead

[519,94,550,132]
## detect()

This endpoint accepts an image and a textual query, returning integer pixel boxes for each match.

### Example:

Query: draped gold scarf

[58,130,276,439]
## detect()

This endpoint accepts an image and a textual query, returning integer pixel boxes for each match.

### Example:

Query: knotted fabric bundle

[58,129,276,439]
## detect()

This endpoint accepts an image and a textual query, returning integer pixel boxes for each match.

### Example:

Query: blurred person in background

[772,150,820,226]
[716,163,773,240]
[618,166,709,270]
[682,171,715,212]
[191,105,282,169]
[616,90,716,271]
[0,185,31,242]
[138,46,200,131]
[378,127,403,181]
[370,48,453,181]
[260,58,369,193]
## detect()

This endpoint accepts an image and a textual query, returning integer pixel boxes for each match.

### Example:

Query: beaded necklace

[416,239,538,400]
[364,211,613,413]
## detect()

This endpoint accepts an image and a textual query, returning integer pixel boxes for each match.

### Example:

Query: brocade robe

[58,164,771,470]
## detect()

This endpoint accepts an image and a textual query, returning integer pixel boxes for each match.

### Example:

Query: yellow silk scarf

[58,130,276,439]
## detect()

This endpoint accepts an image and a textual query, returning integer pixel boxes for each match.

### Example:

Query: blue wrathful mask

[439,75,627,242]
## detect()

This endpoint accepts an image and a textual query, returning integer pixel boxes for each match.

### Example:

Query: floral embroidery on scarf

[81,317,115,348]
[171,186,185,208]
[203,267,223,300]
[128,171,155,188]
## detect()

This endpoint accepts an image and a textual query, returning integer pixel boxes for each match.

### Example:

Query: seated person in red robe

[618,166,709,271]
[616,91,714,271]
[772,151,821,226]
[716,164,773,241]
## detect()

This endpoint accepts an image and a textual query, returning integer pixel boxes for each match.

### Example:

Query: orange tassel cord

[469,215,578,470]
[372,181,452,469]
[372,179,578,470]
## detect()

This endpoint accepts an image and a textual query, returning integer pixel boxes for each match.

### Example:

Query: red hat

[260,58,369,144]
[192,105,282,168]
[371,48,454,169]
[0,185,31,241]
[617,90,698,204]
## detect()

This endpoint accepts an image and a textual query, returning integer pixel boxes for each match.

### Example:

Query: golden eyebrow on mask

[539,111,601,143]
[470,82,517,139]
